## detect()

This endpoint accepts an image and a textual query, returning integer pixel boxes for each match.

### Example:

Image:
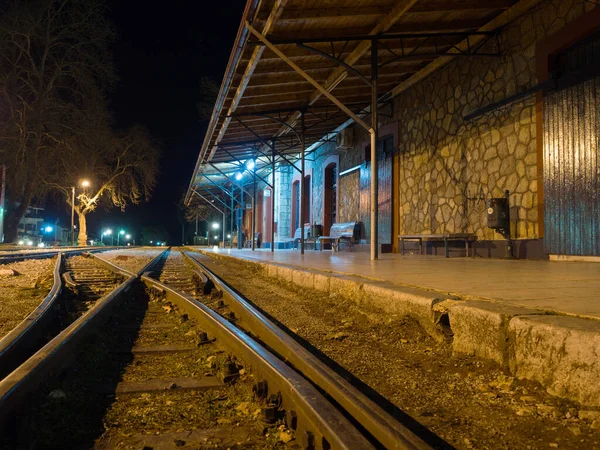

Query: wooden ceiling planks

[192,0,524,192]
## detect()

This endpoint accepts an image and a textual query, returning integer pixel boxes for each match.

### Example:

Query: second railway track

[0,248,437,449]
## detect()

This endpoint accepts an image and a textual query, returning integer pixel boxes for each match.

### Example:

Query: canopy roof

[186,0,538,204]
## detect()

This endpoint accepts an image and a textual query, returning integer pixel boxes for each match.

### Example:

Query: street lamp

[71,179,91,246]
[102,228,112,245]
[117,229,125,246]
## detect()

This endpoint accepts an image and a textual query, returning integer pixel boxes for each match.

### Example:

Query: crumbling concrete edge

[194,249,600,407]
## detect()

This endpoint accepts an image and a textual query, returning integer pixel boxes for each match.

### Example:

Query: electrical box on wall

[486,197,509,229]
[336,128,353,149]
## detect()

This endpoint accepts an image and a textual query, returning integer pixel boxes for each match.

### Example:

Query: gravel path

[0,258,55,337]
[196,252,600,450]
[97,248,163,274]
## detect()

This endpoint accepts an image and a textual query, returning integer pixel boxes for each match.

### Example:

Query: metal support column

[230,185,235,247]
[71,186,75,246]
[300,113,306,255]
[370,39,379,261]
[0,165,5,243]
[252,166,256,251]
[271,157,275,253]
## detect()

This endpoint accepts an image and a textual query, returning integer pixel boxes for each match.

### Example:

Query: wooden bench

[317,222,360,251]
[292,225,312,249]
[398,233,475,258]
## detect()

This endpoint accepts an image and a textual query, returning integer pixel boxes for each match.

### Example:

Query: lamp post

[211,222,219,246]
[102,228,112,245]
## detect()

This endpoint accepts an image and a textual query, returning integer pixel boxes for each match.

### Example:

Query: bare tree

[46,119,160,245]
[0,0,114,241]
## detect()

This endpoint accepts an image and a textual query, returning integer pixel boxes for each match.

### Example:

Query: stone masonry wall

[395,0,595,240]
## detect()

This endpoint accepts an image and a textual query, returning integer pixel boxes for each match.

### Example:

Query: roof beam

[261,0,419,142]
[256,1,513,21]
[205,0,289,164]
[388,0,544,99]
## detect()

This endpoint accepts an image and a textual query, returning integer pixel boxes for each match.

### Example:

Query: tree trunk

[4,184,34,243]
[77,211,88,246]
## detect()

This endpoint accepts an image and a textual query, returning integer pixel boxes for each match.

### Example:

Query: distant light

[104,229,112,235]
[80,179,90,188]
[26,240,33,246]
[214,235,218,239]
[125,234,131,239]
[227,234,231,238]
[156,242,160,246]
[44,226,53,233]
[37,242,45,248]
[235,172,243,181]
[18,240,24,245]
[245,159,255,170]
[212,222,219,229]
[150,240,153,243]
[119,230,125,235]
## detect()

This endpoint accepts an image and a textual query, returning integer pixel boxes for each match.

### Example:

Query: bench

[398,233,475,258]
[317,222,360,251]
[292,225,312,249]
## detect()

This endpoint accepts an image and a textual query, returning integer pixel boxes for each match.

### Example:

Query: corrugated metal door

[378,137,393,245]
[359,136,393,245]
[543,33,600,256]
[543,76,600,256]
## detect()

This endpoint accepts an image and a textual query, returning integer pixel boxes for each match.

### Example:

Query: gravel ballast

[194,252,600,450]
[0,257,55,337]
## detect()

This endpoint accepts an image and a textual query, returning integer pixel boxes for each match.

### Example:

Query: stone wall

[394,0,595,240]
[272,0,596,245]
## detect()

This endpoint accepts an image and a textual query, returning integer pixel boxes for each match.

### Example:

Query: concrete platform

[195,247,600,319]
[190,247,600,406]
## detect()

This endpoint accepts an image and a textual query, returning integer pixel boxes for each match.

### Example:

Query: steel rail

[0,247,118,264]
[183,250,432,450]
[0,247,128,378]
[140,270,375,450]
[0,253,64,379]
[0,249,168,424]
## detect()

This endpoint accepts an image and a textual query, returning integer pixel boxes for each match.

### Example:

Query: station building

[187,0,600,260]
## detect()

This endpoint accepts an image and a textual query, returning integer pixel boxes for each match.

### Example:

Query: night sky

[82,1,246,243]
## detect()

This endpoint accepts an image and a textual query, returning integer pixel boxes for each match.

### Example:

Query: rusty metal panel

[543,76,600,256]
[359,137,394,245]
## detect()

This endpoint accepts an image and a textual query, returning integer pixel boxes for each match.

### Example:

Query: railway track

[0,249,128,380]
[0,246,118,264]
[0,249,435,449]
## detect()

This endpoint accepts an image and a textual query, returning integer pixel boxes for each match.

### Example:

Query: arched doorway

[291,180,300,234]
[323,163,337,234]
